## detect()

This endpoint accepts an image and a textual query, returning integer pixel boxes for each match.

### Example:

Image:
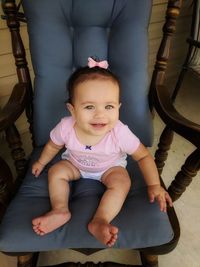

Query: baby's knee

[110,177,131,198]
[104,168,131,191]
[120,175,131,192]
[48,164,61,181]
[48,161,80,182]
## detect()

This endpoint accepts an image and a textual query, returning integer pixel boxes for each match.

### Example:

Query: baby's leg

[88,167,131,247]
[32,160,80,235]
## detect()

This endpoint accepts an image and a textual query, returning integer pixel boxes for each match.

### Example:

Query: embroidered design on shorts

[78,155,99,167]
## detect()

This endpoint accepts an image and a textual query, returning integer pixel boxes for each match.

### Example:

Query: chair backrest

[22,0,153,147]
[189,0,200,70]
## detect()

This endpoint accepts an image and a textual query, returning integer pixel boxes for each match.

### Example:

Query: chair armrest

[0,157,13,220]
[153,84,200,148]
[0,82,28,131]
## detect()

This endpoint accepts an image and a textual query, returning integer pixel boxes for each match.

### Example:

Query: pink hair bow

[88,57,109,69]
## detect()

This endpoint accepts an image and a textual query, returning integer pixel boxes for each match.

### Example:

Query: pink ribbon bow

[88,57,109,69]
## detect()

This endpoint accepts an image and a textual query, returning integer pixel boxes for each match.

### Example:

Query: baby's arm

[131,143,173,212]
[32,139,64,177]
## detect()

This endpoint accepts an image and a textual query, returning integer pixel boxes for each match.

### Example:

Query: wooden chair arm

[0,157,13,220]
[0,82,28,132]
[153,84,200,148]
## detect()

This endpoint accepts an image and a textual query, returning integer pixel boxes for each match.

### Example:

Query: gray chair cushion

[0,0,174,253]
[0,148,173,252]
[23,0,153,146]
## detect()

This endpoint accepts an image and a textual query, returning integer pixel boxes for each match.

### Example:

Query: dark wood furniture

[0,1,199,267]
[172,0,200,100]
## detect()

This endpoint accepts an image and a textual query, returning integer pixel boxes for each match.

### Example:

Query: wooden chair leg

[18,253,38,267]
[154,126,174,176]
[140,252,158,267]
[168,148,200,201]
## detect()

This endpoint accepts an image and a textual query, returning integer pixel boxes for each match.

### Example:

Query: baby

[32,57,173,247]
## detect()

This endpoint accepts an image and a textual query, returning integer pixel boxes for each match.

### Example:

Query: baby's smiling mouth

[90,123,107,128]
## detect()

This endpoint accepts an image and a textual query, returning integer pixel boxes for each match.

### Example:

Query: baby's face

[67,79,121,140]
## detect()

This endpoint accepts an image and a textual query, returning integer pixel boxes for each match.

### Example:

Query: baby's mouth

[90,123,107,128]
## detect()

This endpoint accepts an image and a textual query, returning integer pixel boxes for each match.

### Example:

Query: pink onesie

[50,116,140,180]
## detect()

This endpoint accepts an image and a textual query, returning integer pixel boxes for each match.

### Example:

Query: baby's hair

[67,66,120,104]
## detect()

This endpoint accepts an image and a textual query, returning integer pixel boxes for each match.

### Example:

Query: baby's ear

[66,103,75,116]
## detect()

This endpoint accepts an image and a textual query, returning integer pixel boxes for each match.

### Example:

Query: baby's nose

[94,108,105,118]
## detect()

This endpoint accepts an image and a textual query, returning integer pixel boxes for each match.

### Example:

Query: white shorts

[79,170,105,181]
[61,150,127,181]
[79,155,127,181]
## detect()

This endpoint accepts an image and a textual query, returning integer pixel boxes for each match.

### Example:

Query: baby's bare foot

[32,209,71,235]
[88,218,118,247]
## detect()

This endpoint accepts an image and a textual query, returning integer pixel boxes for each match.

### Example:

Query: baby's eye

[84,105,95,110]
[105,105,114,110]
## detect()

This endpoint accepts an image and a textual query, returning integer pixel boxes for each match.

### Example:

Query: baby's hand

[32,160,45,177]
[147,184,173,212]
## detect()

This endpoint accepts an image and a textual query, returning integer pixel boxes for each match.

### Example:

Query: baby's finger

[34,169,40,178]
[32,168,37,176]
[165,192,173,207]
[157,195,167,212]
[148,193,155,203]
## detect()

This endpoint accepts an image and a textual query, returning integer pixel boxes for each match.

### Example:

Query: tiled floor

[0,72,199,266]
